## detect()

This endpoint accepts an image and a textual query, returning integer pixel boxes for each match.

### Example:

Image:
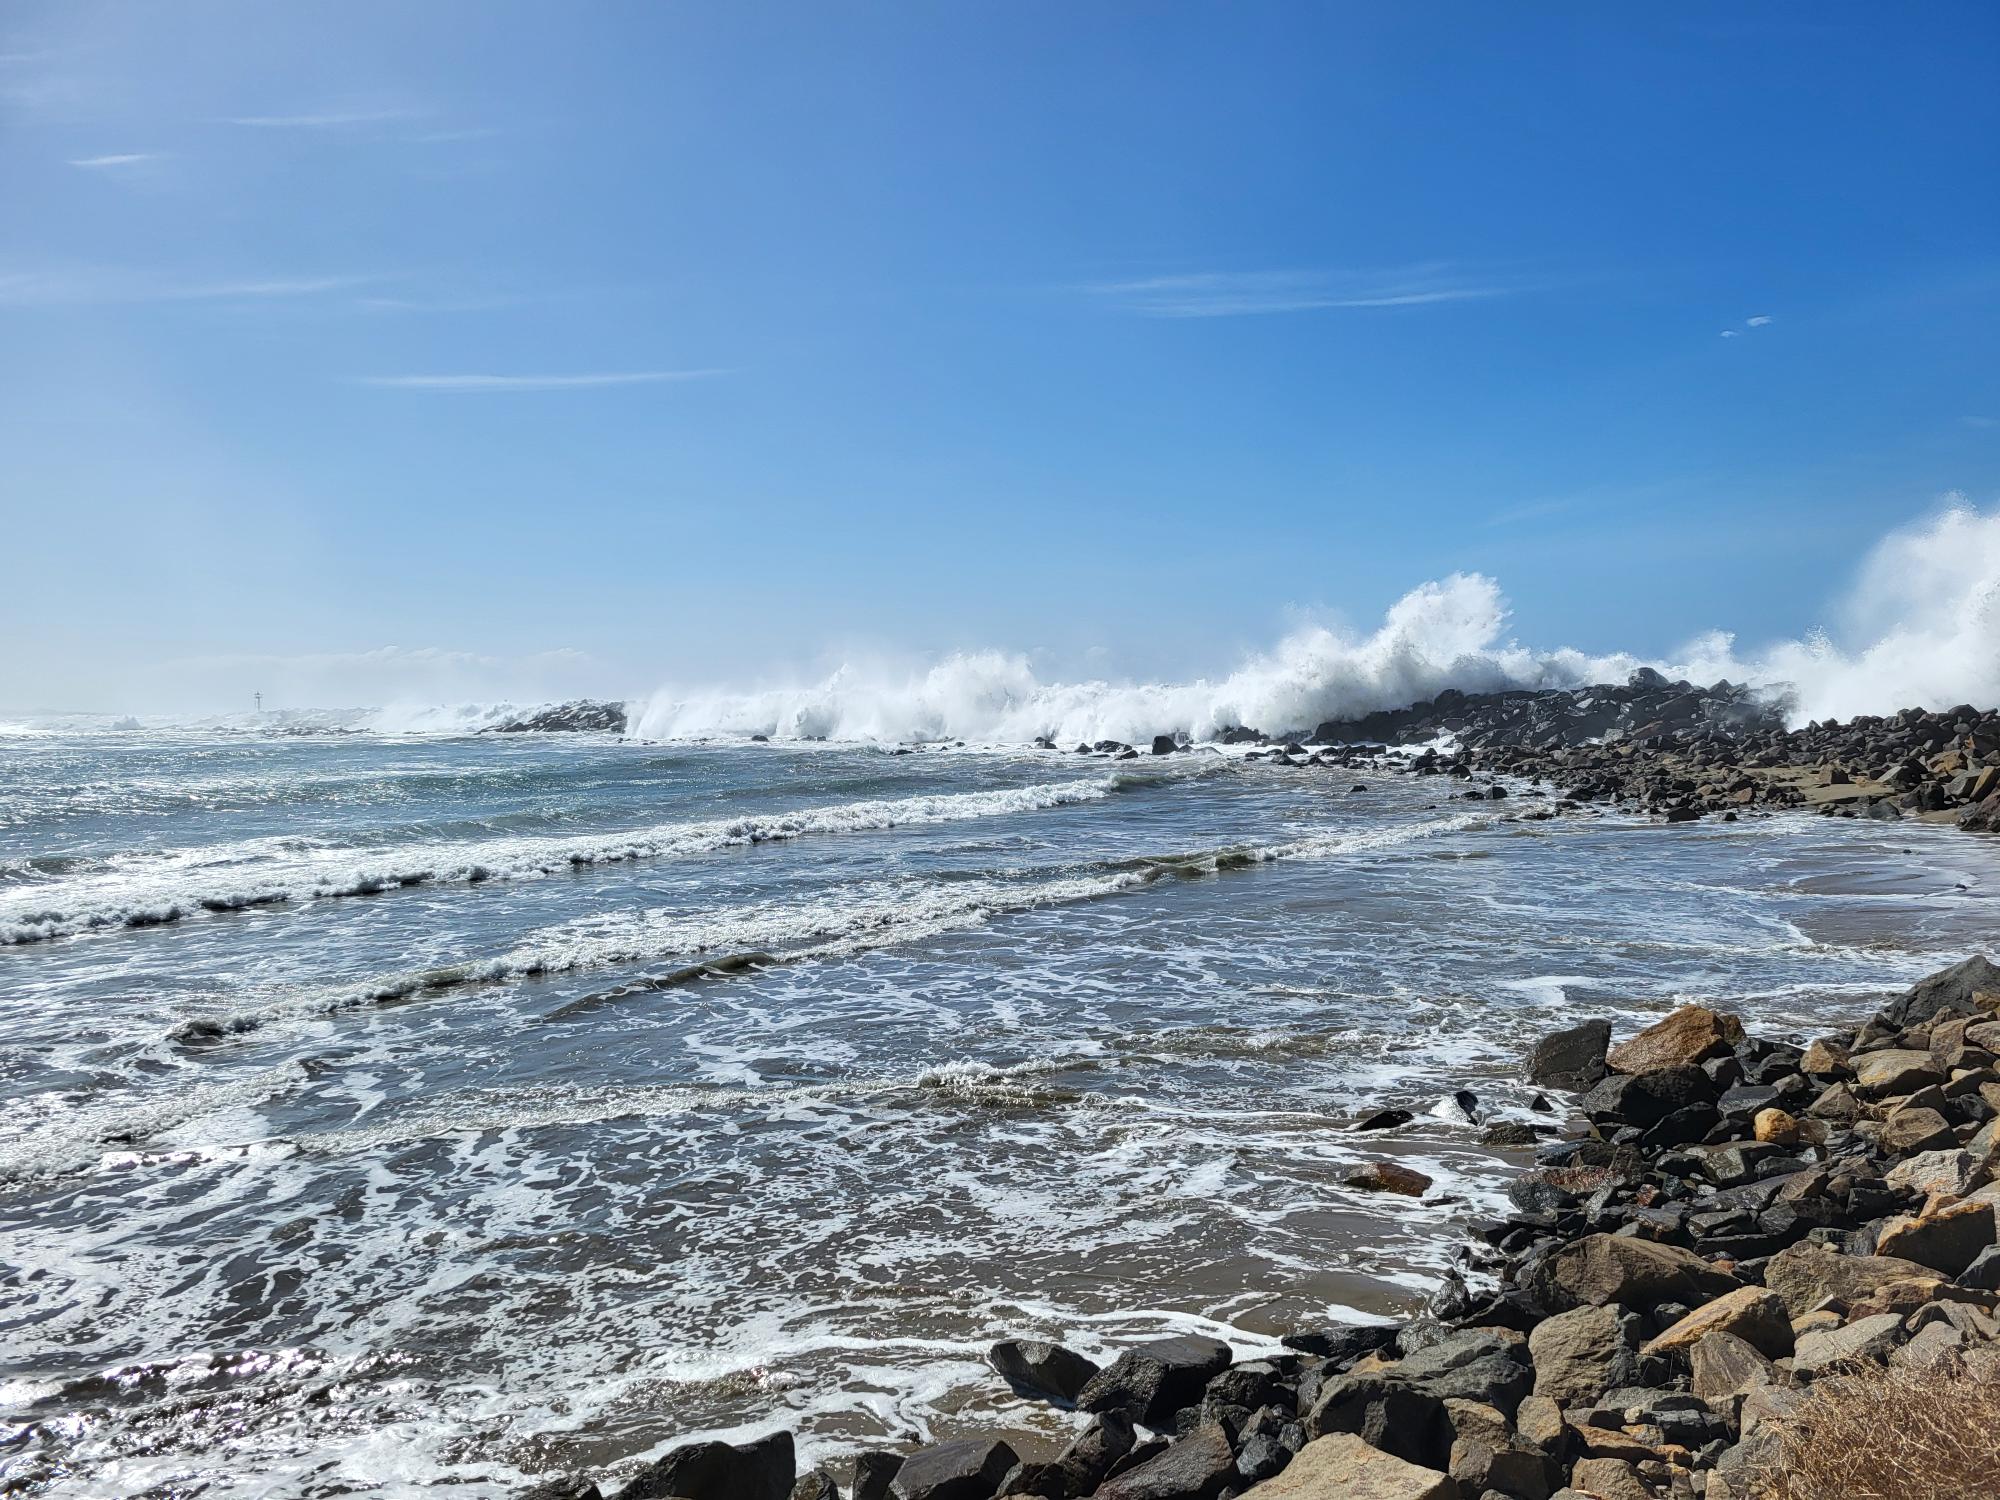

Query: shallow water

[2,732,1995,1496]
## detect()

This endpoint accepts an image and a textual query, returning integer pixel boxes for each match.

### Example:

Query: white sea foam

[628,498,2000,743]
[167,811,1493,1047]
[0,776,1126,945]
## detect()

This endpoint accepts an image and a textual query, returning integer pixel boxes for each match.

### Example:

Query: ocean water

[3,729,1997,1497]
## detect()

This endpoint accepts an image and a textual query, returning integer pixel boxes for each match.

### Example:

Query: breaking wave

[19,498,2000,749]
[629,499,2000,743]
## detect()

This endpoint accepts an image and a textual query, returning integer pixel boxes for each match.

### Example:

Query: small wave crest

[0,776,1126,946]
[172,809,1493,1049]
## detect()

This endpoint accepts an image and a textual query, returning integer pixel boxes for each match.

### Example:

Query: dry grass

[1750,1349,2000,1500]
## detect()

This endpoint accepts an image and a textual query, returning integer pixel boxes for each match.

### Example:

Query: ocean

[2,727,1995,1496]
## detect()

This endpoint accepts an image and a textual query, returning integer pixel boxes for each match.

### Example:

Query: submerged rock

[1344,1162,1433,1197]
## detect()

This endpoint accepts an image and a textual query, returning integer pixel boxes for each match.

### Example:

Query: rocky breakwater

[484,701,629,733]
[524,954,2000,1500]
[1297,673,2000,831]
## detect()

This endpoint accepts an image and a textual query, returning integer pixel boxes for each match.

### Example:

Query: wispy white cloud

[353,371,726,392]
[0,267,386,308]
[1086,263,1517,318]
[220,107,419,129]
[68,152,162,169]
[1722,313,1775,336]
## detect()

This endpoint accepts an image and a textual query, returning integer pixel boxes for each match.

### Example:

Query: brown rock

[1875,1106,1957,1155]
[1792,1311,1904,1374]
[1800,1038,1851,1076]
[1641,1286,1792,1360]
[1752,1107,1800,1146]
[1567,1456,1652,1500]
[1513,1394,1565,1456]
[1528,1304,1635,1404]
[1238,1433,1459,1499]
[1605,1005,1744,1075]
[1344,1162,1433,1197]
[1806,1081,1868,1121]
[1762,1242,1934,1318]
[1531,1233,1740,1312]
[1689,1330,1779,1402]
[1873,1200,1998,1276]
[1853,1049,1945,1096]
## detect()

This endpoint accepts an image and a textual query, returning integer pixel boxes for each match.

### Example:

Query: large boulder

[1391,1330,1532,1416]
[1079,1335,1234,1427]
[1240,1434,1459,1498]
[1528,1304,1639,1404]
[1882,955,2000,1028]
[1021,1412,1134,1497]
[1688,1330,1779,1402]
[889,1439,1018,1500]
[849,1451,904,1500]
[1307,1376,1450,1468]
[1093,1422,1235,1500]
[1525,1233,1740,1313]
[987,1339,1099,1405]
[1526,1020,1610,1092]
[1852,1050,1945,1097]
[1640,1285,1793,1360]
[1874,1202,1998,1276]
[1605,1006,1744,1075]
[1872,956,2000,1032]
[1762,1242,1933,1318]
[1791,1312,1905,1375]
[619,1430,794,1500]
[1577,1067,1716,1129]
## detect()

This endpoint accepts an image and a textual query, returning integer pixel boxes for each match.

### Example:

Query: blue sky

[3,1,1998,712]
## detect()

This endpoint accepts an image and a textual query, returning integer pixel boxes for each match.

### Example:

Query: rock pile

[524,955,2000,1500]
[1218,673,2000,831]
[485,701,630,734]
[1305,671,1783,754]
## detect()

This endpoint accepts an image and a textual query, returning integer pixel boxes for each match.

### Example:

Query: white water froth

[181,811,1494,1048]
[632,500,2000,743]
[0,777,1127,945]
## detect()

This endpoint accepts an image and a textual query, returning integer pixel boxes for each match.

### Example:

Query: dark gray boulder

[618,1429,793,1500]
[1528,1024,1608,1096]
[1883,954,2000,1027]
[988,1338,1099,1405]
[1078,1335,1234,1427]
[1049,1411,1136,1493]
[1092,1422,1235,1500]
[519,1479,602,1500]
[1280,1323,1396,1365]
[1578,1066,1716,1129]
[889,1438,1018,1500]
[850,1451,904,1500]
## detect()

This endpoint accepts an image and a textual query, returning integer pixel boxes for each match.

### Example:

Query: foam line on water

[0,774,1133,946]
[163,809,1495,1052]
